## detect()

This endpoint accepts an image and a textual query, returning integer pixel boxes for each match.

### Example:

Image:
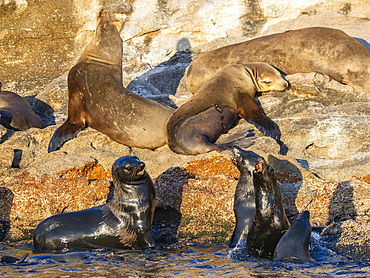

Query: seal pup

[48,10,174,152]
[33,156,156,251]
[228,146,261,248]
[0,82,44,131]
[166,63,288,155]
[274,210,314,262]
[186,27,370,93]
[247,157,290,259]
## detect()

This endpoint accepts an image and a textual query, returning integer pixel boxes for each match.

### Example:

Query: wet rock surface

[0,0,369,259]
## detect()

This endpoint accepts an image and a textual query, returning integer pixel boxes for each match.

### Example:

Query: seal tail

[48,122,84,152]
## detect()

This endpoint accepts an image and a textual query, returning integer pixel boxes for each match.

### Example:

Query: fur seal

[247,157,290,259]
[274,210,313,262]
[166,63,288,155]
[228,146,261,248]
[0,82,44,131]
[48,10,174,152]
[33,156,156,251]
[186,27,370,93]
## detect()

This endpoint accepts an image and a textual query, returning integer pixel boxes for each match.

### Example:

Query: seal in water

[48,10,174,152]
[186,27,370,94]
[0,82,44,131]
[33,156,156,251]
[247,157,290,259]
[228,146,261,248]
[274,210,314,262]
[166,63,288,155]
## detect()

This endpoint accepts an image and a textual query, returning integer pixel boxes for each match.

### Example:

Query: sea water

[1,231,369,278]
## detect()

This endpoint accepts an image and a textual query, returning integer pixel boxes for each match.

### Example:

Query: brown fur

[187,27,370,94]
[48,10,174,152]
[0,84,44,131]
[166,63,288,155]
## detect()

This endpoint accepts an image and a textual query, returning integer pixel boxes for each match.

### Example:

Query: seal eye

[123,164,132,173]
[261,80,272,85]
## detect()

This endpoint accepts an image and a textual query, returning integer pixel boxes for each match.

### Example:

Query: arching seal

[0,82,44,131]
[274,210,313,262]
[33,156,156,251]
[48,10,174,152]
[166,63,288,155]
[247,157,290,259]
[228,146,261,248]
[186,27,370,93]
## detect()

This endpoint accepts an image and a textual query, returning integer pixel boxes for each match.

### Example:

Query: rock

[322,219,370,261]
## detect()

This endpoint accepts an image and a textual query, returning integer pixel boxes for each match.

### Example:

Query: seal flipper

[237,94,281,142]
[0,111,16,130]
[48,121,85,152]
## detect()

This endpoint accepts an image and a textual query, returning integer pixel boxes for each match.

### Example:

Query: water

[1,232,369,277]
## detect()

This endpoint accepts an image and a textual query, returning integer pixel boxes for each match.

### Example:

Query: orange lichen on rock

[59,162,111,180]
[2,170,110,240]
[353,174,370,184]
[185,156,239,179]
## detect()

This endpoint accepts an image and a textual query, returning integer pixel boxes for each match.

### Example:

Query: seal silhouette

[166,63,288,155]
[186,27,370,93]
[48,10,174,152]
[273,210,313,262]
[228,146,261,248]
[247,157,290,259]
[0,82,44,131]
[33,156,156,251]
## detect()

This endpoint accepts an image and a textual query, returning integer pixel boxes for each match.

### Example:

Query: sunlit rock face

[0,0,369,255]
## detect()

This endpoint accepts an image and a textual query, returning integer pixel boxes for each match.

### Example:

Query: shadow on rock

[267,155,303,221]
[0,187,14,241]
[327,181,357,225]
[127,38,193,105]
[25,95,55,126]
[151,167,195,245]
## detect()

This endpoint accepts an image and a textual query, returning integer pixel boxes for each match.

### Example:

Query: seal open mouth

[136,170,145,176]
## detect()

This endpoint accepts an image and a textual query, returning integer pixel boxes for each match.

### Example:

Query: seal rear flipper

[48,122,84,152]
[237,95,281,142]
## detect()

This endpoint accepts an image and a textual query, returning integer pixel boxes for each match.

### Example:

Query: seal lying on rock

[274,210,314,262]
[33,156,156,251]
[228,146,261,248]
[48,10,174,152]
[247,157,290,259]
[186,27,370,93]
[166,63,288,155]
[0,82,44,131]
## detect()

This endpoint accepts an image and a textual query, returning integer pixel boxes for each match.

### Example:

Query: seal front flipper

[48,121,85,152]
[0,111,17,130]
[237,94,281,142]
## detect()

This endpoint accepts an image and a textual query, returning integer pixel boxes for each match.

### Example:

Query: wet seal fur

[274,210,314,262]
[186,27,370,94]
[33,156,156,251]
[48,10,174,152]
[0,82,44,131]
[247,157,290,259]
[228,146,261,248]
[166,63,288,155]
